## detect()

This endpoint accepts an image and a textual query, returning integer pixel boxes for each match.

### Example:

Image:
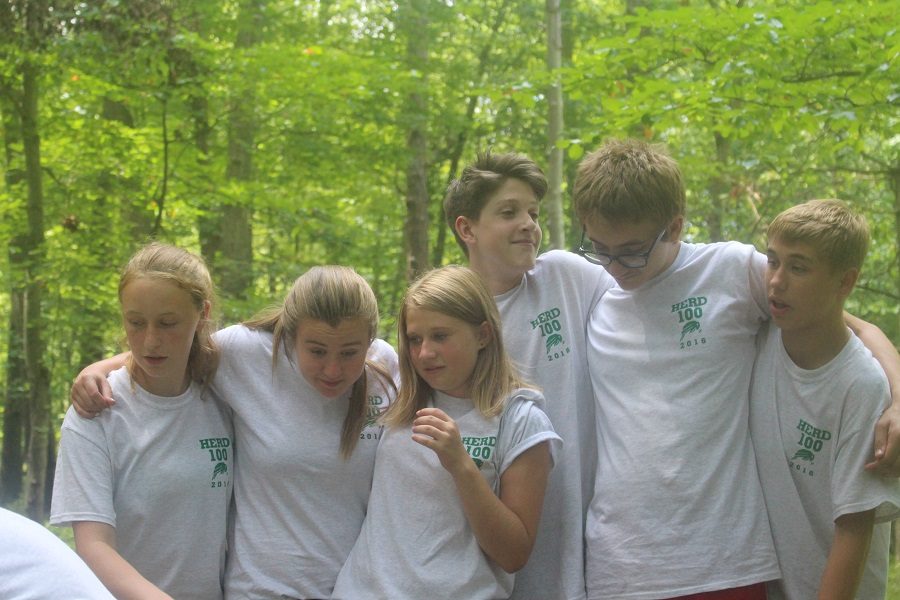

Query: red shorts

[666,582,767,600]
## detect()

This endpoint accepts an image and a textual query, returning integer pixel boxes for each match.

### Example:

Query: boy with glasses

[573,138,900,600]
[750,199,900,599]
[444,151,615,600]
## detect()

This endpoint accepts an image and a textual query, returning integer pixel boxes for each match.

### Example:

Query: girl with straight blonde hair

[333,265,559,600]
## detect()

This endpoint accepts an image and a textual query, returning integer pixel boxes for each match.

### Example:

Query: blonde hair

[244,265,393,458]
[574,138,685,229]
[118,242,219,387]
[384,265,531,426]
[767,199,869,273]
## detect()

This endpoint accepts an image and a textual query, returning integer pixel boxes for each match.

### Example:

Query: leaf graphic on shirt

[212,462,228,480]
[471,457,484,468]
[679,320,701,341]
[791,449,815,462]
[545,333,563,352]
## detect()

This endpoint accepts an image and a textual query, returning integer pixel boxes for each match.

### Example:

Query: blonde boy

[750,199,900,599]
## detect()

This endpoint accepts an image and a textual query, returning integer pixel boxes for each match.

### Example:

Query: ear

[201,300,211,320]
[666,216,685,243]
[477,321,493,349]
[456,215,477,246]
[837,268,859,299]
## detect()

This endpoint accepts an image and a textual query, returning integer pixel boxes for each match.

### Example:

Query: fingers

[865,407,900,477]
[70,373,115,419]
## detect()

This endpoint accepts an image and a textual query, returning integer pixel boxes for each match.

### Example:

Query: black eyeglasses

[578,228,667,269]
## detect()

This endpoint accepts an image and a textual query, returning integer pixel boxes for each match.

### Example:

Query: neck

[131,367,191,397]
[780,316,850,370]
[467,258,523,295]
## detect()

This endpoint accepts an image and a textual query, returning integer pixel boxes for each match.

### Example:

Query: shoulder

[683,240,761,265]
[367,338,400,387]
[504,388,553,429]
[368,338,398,365]
[535,249,606,278]
[842,335,890,401]
[214,323,263,347]
[532,250,615,295]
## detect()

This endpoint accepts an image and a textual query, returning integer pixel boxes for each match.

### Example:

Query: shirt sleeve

[495,389,562,476]
[832,364,900,523]
[49,407,117,528]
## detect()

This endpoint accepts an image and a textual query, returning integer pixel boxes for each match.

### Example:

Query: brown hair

[574,138,685,229]
[443,151,548,255]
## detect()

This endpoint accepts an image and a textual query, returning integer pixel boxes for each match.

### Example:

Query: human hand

[865,402,900,477]
[412,407,473,475]
[70,368,115,418]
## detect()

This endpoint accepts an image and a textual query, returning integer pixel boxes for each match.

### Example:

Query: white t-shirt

[331,388,561,600]
[495,250,613,600]
[750,323,900,600]
[0,507,115,600]
[50,367,233,599]
[585,242,780,599]
[214,324,398,600]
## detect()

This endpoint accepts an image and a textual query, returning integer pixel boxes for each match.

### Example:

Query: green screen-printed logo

[461,435,497,468]
[672,296,707,348]
[365,394,385,426]
[789,419,831,477]
[212,462,228,479]
[530,307,571,362]
[200,437,231,488]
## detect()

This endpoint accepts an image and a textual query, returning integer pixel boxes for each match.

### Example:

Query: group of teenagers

[16,138,900,600]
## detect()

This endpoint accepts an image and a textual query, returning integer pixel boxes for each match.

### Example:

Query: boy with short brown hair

[575,138,779,600]
[445,150,614,600]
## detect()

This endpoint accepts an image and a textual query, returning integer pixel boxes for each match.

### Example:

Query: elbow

[496,549,532,574]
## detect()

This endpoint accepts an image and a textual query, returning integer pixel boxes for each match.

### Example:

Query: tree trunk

[1,290,27,506]
[545,0,565,249]
[218,0,260,300]
[21,44,51,521]
[401,0,430,281]
[891,163,900,340]
[706,131,730,242]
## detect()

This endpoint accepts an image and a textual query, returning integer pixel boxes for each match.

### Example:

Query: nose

[521,215,539,234]
[605,260,631,280]
[418,339,437,359]
[322,357,342,378]
[769,265,786,290]
[145,325,162,348]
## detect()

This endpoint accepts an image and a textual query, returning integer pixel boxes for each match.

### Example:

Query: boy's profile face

[582,216,681,290]
[765,236,854,335]
[456,178,541,286]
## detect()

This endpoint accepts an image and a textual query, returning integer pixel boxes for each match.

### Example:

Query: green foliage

[0,0,898,462]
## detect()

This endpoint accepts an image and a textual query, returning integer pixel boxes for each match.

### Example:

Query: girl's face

[293,317,370,398]
[121,277,205,397]
[404,307,490,399]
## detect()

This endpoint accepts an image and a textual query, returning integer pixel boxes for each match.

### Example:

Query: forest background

[0,0,898,532]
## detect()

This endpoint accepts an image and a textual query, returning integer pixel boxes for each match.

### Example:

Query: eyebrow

[766,248,813,262]
[589,237,648,250]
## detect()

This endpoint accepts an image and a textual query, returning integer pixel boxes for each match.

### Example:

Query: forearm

[74,526,172,600]
[450,462,534,572]
[91,352,131,377]
[817,510,874,600]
